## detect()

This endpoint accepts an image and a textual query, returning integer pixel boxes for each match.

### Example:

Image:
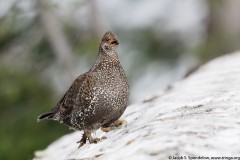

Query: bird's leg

[101,119,128,132]
[77,132,87,148]
[85,131,106,144]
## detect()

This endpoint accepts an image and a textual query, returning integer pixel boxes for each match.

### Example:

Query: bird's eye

[106,38,110,42]
[111,40,119,45]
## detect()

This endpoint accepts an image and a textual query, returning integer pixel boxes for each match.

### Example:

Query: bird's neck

[90,49,120,72]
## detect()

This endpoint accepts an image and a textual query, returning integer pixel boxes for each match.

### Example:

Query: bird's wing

[52,73,88,116]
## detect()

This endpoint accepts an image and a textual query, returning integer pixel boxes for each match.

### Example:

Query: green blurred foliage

[0,7,35,52]
[0,15,20,50]
[196,31,239,61]
[32,37,56,68]
[64,25,99,56]
[0,66,69,160]
[124,29,184,63]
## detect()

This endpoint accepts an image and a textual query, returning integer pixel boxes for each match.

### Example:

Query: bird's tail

[37,111,54,122]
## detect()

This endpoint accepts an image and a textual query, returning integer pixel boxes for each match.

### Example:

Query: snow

[34,51,240,160]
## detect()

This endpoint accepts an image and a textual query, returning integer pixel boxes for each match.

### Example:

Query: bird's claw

[77,134,87,148]
[77,136,106,148]
[77,141,86,148]
[101,119,128,132]
[89,136,107,144]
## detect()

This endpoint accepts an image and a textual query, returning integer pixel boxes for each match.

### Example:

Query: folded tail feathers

[37,112,54,122]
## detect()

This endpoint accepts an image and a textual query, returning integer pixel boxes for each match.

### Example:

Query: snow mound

[34,52,240,160]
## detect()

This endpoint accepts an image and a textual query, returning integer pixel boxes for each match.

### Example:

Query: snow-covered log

[34,52,240,160]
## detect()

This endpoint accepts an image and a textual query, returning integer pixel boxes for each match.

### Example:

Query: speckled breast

[71,64,129,130]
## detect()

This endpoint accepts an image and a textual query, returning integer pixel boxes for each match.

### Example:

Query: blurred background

[1,0,240,159]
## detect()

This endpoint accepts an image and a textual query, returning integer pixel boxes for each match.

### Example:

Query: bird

[37,31,129,147]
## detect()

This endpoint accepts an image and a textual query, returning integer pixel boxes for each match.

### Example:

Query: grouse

[38,31,129,147]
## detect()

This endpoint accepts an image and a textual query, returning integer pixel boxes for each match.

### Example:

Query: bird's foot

[89,136,107,144]
[101,119,128,132]
[77,132,106,148]
[77,133,87,148]
[77,139,86,148]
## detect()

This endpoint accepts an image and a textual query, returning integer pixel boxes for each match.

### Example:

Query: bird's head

[100,31,119,55]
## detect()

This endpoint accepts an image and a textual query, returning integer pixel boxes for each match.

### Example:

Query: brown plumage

[38,31,129,147]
